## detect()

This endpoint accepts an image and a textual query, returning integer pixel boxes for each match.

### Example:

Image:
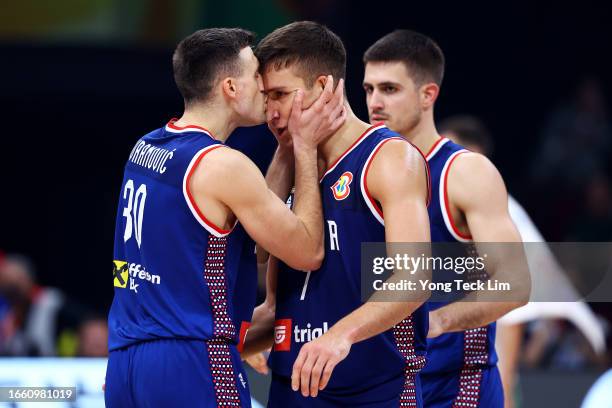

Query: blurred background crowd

[0,0,611,406]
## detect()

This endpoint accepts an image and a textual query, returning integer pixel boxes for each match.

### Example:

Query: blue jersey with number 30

[108,119,256,352]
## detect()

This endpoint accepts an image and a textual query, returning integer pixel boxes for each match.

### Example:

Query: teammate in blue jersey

[363,30,528,407]
[243,22,432,407]
[105,27,346,408]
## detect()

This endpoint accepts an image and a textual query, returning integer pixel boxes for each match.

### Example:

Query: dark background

[1,0,610,314]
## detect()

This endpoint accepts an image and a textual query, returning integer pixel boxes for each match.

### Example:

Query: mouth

[371,115,388,121]
[276,127,288,138]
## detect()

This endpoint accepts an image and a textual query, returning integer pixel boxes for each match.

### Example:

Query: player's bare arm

[188,139,320,271]
[428,152,529,338]
[291,139,431,397]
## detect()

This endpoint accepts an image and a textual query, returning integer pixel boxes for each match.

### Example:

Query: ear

[420,83,440,109]
[221,77,238,99]
[314,75,328,90]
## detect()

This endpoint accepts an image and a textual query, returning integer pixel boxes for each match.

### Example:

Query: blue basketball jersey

[108,119,257,352]
[270,125,429,401]
[422,137,497,374]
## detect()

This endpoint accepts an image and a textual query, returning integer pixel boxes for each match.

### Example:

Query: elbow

[309,247,324,270]
[309,248,325,271]
[506,299,528,314]
[289,247,324,272]
[516,298,529,309]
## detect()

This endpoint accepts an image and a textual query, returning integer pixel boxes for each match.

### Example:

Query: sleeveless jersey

[108,119,257,351]
[422,137,497,374]
[270,125,429,394]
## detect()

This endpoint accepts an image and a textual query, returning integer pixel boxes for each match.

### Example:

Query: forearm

[291,142,324,263]
[430,301,523,335]
[330,299,424,345]
[265,146,294,201]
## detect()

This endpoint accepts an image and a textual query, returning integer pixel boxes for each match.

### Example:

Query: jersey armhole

[361,137,432,226]
[360,137,403,226]
[183,144,234,238]
[407,141,432,207]
[440,150,472,242]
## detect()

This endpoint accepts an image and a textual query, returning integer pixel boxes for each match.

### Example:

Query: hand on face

[288,75,347,150]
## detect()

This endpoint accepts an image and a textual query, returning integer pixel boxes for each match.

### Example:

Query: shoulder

[365,136,427,197]
[369,133,423,167]
[447,152,508,210]
[190,145,261,190]
[194,145,255,174]
[448,151,502,186]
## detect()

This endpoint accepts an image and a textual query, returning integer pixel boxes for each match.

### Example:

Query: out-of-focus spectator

[567,174,612,242]
[77,317,108,357]
[0,254,63,356]
[528,77,612,239]
[0,253,91,356]
[532,77,611,189]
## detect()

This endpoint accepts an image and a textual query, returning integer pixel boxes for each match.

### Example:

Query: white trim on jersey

[426,137,450,162]
[165,124,213,136]
[182,144,233,238]
[359,138,406,227]
[321,124,385,181]
[439,149,471,242]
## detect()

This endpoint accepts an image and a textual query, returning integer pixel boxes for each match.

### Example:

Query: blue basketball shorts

[421,365,503,408]
[267,371,422,408]
[105,338,251,407]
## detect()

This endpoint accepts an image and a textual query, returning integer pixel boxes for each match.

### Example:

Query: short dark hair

[363,30,445,87]
[173,28,255,105]
[438,115,493,157]
[255,21,346,87]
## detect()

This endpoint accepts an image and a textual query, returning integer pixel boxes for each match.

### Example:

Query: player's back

[108,119,256,351]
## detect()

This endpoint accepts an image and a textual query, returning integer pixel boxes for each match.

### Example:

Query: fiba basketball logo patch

[274,319,292,351]
[331,171,353,200]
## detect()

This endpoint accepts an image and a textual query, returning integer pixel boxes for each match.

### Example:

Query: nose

[266,106,280,124]
[369,90,384,112]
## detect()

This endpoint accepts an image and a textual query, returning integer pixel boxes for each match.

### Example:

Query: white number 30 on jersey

[123,179,147,248]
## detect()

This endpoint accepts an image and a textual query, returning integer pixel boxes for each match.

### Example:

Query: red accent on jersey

[406,141,432,208]
[185,145,231,235]
[167,118,215,139]
[362,137,406,219]
[273,319,292,352]
[425,137,445,160]
[443,152,473,240]
[237,321,252,353]
[321,124,383,180]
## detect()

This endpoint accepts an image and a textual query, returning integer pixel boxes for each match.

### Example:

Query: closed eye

[267,90,290,100]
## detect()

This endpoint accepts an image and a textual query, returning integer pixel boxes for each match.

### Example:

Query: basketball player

[363,30,527,407]
[245,21,432,407]
[105,28,346,408]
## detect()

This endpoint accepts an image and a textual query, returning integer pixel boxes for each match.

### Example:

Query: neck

[319,104,372,170]
[400,110,441,157]
[174,102,237,142]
